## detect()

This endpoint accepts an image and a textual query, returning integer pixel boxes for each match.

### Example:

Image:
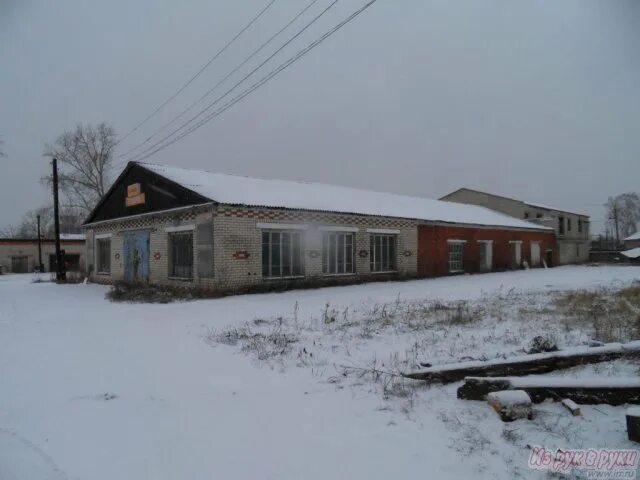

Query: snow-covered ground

[1,265,639,480]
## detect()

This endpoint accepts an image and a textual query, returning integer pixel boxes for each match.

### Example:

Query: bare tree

[0,136,6,157]
[0,205,84,239]
[0,224,19,237]
[605,192,640,244]
[43,123,116,213]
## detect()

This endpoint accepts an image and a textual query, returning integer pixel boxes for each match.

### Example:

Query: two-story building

[439,188,590,264]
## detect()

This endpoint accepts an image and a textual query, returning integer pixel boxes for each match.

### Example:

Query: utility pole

[613,202,620,249]
[36,214,43,272]
[52,158,66,282]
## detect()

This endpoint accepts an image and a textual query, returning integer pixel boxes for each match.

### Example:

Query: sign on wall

[125,183,146,207]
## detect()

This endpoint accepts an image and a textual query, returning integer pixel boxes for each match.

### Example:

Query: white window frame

[477,240,493,272]
[530,241,542,267]
[322,231,356,276]
[510,240,523,267]
[261,230,305,279]
[370,233,397,273]
[96,237,111,275]
[448,240,465,273]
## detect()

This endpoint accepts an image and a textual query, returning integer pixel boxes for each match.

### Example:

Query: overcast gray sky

[1,0,639,232]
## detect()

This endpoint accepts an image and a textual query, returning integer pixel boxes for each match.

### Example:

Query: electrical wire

[126,0,366,163]
[116,0,278,146]
[118,0,322,159]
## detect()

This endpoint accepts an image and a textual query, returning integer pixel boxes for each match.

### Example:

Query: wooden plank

[457,376,640,405]
[403,342,640,383]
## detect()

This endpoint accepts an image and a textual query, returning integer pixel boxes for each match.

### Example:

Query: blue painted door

[123,231,149,283]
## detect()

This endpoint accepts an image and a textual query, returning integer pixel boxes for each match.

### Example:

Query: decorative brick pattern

[216,205,415,229]
[86,203,418,291]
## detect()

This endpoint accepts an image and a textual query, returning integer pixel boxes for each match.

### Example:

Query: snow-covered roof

[625,232,640,241]
[139,163,551,231]
[621,248,640,259]
[441,188,588,217]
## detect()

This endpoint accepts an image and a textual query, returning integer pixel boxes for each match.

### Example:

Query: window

[558,216,565,235]
[322,232,354,275]
[510,241,522,269]
[478,241,492,272]
[578,219,583,233]
[567,218,572,232]
[524,212,529,219]
[169,231,194,279]
[97,238,111,274]
[370,234,396,272]
[262,231,303,278]
[536,213,543,219]
[448,241,464,272]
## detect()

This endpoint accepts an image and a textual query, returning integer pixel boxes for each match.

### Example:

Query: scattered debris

[404,341,640,383]
[487,390,533,422]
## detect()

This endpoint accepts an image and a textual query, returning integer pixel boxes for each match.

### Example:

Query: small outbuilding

[82,162,556,292]
[0,234,86,273]
[624,232,640,250]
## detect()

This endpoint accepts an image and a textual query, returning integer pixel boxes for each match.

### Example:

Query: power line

[116,0,278,147]
[126,0,360,163]
[131,0,381,163]
[118,0,322,160]
[126,0,343,163]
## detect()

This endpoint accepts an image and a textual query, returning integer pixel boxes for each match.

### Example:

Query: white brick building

[83,163,555,292]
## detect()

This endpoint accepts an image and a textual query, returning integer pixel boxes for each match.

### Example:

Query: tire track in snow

[0,427,69,480]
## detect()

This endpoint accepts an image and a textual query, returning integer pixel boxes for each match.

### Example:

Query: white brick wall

[85,204,418,291]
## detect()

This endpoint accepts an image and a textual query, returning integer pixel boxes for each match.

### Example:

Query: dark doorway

[545,250,554,268]
[11,256,29,273]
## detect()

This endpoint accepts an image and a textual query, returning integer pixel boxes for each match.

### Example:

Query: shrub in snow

[527,335,558,354]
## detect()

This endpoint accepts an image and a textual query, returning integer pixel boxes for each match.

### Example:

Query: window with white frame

[322,232,354,275]
[478,240,493,271]
[369,234,396,272]
[262,230,304,278]
[448,241,464,272]
[96,238,111,274]
[169,231,194,279]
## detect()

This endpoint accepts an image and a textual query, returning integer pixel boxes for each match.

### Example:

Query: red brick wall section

[417,225,558,277]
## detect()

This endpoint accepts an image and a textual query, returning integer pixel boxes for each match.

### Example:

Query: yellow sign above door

[126,183,145,207]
